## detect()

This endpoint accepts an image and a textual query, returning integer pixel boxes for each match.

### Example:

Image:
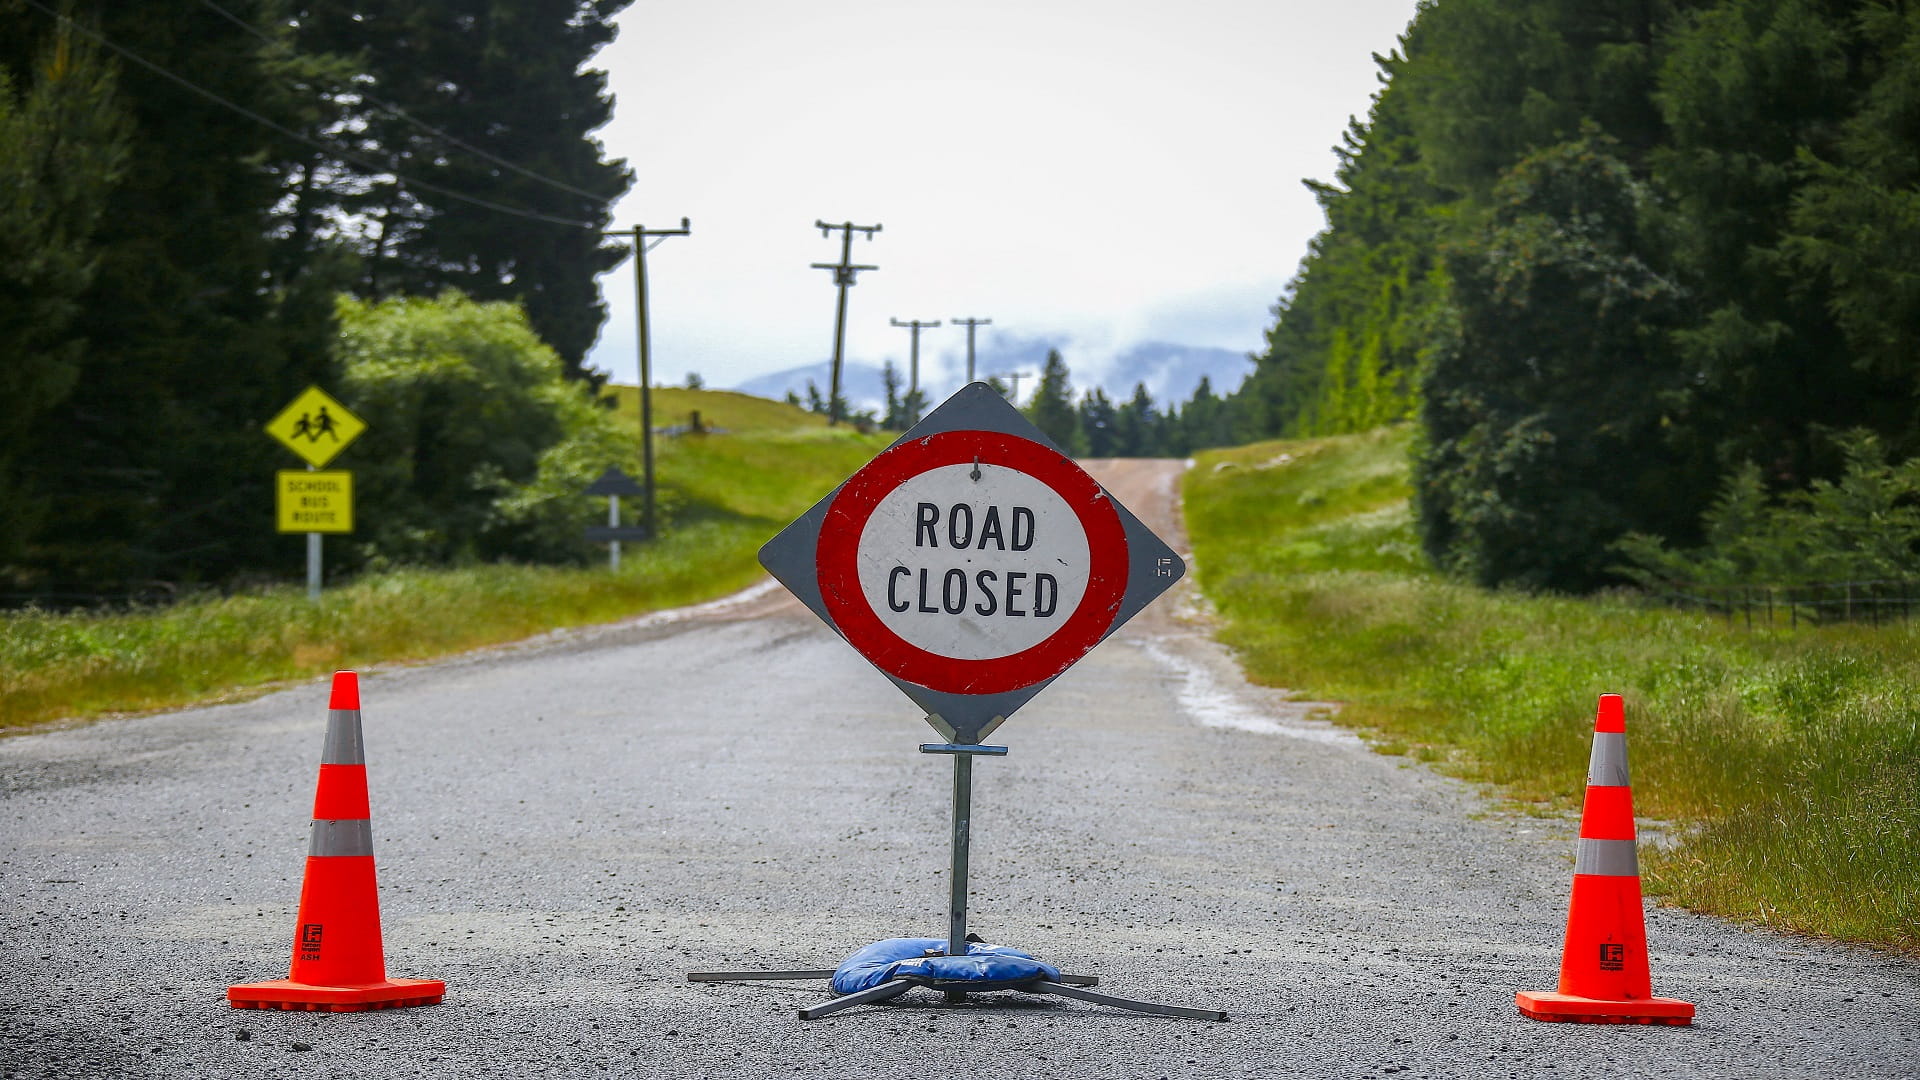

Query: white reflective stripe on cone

[1586,731,1629,788]
[308,818,375,857]
[1572,836,1639,877]
[320,710,366,765]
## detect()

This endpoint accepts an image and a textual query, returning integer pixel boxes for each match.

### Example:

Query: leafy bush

[335,292,626,568]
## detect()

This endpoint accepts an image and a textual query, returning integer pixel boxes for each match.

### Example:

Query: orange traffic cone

[228,671,445,1011]
[1517,695,1693,1025]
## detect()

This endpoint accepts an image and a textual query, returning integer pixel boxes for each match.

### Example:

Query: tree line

[782,351,1244,458]
[2,0,631,592]
[1217,0,1920,591]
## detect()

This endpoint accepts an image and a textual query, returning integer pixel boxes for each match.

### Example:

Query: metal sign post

[583,466,649,569]
[690,383,1224,1022]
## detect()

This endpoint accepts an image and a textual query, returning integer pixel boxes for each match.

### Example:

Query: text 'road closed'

[855,464,1091,661]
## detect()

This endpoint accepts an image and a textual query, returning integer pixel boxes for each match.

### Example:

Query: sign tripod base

[687,743,1228,1023]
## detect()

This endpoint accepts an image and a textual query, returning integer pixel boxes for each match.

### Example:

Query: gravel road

[3,458,1915,1078]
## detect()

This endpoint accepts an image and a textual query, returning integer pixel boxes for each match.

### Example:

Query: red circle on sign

[818,430,1129,696]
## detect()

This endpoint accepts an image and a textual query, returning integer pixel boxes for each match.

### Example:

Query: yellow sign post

[264,386,366,468]
[267,387,367,599]
[277,471,354,534]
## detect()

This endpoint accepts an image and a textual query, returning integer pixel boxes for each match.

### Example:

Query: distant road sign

[277,471,353,533]
[265,386,365,467]
[760,383,1184,744]
[583,466,647,497]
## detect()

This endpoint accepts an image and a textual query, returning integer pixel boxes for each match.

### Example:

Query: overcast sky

[581,0,1421,394]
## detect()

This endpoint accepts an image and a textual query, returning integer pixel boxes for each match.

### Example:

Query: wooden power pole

[952,316,992,383]
[888,317,942,397]
[604,218,691,541]
[812,220,881,426]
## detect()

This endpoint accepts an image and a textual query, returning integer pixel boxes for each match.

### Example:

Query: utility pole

[605,218,691,541]
[812,220,881,426]
[952,317,992,383]
[888,317,942,397]
[999,370,1036,403]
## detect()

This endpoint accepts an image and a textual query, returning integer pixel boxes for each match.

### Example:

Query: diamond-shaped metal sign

[759,382,1185,744]
[264,386,366,468]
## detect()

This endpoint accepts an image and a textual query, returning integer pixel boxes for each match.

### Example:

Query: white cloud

[583,0,1419,390]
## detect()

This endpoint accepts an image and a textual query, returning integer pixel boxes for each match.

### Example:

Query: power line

[23,0,599,230]
[194,0,615,207]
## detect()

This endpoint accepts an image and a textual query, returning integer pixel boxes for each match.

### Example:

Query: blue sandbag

[831,937,1061,995]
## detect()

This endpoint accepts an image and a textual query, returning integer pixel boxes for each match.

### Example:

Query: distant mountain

[729,338,1257,412]
[733,362,894,414]
[1100,342,1254,405]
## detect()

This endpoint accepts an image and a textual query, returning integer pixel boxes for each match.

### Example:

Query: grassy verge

[1184,426,1920,954]
[2,390,888,731]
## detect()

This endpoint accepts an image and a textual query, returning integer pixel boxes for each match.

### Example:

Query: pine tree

[1077,388,1118,457]
[881,362,907,430]
[290,0,634,375]
[9,0,340,586]
[1023,349,1086,455]
[0,22,129,565]
[1178,376,1236,452]
[900,386,929,428]
[1236,46,1451,440]
[1113,383,1162,457]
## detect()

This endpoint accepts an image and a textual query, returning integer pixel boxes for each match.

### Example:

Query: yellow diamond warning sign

[265,386,365,467]
[277,471,354,534]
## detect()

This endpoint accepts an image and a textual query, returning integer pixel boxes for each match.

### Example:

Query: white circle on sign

[855,462,1092,661]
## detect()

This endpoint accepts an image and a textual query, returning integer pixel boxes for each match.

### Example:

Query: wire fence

[1651,579,1920,629]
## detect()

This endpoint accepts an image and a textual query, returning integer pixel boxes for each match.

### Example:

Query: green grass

[1184,426,1920,954]
[2,389,890,731]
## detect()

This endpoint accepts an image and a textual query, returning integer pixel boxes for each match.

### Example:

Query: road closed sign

[761,383,1183,744]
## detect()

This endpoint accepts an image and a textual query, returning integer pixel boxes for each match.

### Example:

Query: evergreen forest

[1208,0,1920,592]
[2,0,630,593]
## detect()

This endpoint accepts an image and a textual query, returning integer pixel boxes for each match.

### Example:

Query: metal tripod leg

[798,979,914,1020]
[688,969,1097,986]
[1029,980,1228,1022]
[687,970,835,983]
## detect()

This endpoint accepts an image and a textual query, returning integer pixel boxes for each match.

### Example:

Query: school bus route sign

[265,386,365,467]
[277,471,354,534]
